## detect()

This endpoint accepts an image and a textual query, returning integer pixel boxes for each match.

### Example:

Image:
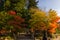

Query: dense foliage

[0,0,60,39]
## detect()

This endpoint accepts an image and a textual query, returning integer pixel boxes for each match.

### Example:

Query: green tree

[0,0,32,34]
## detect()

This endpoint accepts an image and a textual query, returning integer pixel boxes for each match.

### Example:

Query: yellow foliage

[29,8,47,30]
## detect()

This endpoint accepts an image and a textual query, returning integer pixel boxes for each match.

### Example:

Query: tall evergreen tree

[28,0,38,9]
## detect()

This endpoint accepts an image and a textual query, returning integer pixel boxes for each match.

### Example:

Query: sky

[37,0,60,16]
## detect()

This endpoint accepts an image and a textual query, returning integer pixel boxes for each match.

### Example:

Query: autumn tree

[29,8,59,38]
[29,8,49,37]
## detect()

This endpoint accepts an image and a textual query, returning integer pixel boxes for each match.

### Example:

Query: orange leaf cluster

[48,22,57,33]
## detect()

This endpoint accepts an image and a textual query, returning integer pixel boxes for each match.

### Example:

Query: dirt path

[54,36,60,40]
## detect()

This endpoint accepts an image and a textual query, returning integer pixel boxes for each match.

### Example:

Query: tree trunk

[42,30,47,40]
